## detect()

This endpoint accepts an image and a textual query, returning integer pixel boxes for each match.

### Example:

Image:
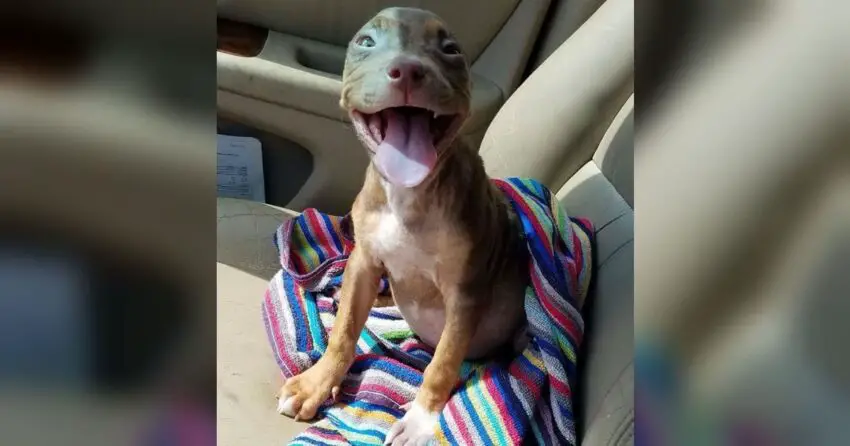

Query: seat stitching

[594,210,630,233]
[615,422,635,446]
[606,408,634,446]
[586,362,634,427]
[598,239,634,269]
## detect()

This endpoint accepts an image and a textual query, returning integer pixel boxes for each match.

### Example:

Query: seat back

[217,0,556,213]
[478,0,634,443]
[558,97,634,444]
[480,0,633,190]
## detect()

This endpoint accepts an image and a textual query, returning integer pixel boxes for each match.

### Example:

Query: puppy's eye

[356,35,376,48]
[442,42,461,55]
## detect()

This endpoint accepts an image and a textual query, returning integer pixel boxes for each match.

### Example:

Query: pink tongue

[375,109,436,187]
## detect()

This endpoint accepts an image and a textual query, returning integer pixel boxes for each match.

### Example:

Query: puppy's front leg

[278,246,381,420]
[385,294,480,445]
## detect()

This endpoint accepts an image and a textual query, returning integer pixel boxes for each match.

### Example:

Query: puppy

[278,7,528,444]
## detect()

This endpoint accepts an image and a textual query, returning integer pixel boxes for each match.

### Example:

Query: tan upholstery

[527,0,606,69]
[481,0,634,191]
[634,7,849,441]
[479,14,635,441]
[218,263,308,444]
[557,96,633,444]
[218,0,519,63]
[217,200,308,444]
[217,0,634,444]
[217,198,297,281]
[218,0,552,214]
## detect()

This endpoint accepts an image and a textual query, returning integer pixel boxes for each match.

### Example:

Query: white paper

[217,134,266,202]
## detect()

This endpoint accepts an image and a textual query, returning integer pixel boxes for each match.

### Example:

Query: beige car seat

[217,0,633,444]
[218,0,561,214]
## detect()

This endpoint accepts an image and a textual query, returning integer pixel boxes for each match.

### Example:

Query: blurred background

[0,0,846,445]
[0,1,216,445]
[636,0,849,445]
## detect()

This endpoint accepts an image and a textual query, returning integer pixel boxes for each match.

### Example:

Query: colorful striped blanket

[263,177,593,445]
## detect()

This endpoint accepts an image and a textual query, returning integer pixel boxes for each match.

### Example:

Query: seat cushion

[555,93,634,445]
[558,162,634,445]
[217,198,309,444]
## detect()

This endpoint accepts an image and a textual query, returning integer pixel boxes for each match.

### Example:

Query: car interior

[3,1,845,445]
[217,0,634,444]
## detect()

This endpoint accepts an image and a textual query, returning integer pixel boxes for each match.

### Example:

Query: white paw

[277,390,297,417]
[384,401,440,446]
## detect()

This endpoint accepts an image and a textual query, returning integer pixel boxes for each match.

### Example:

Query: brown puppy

[278,7,528,444]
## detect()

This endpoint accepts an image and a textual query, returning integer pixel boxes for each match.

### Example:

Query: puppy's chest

[368,211,439,281]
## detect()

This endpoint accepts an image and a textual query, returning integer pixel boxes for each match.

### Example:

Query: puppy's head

[340,7,471,188]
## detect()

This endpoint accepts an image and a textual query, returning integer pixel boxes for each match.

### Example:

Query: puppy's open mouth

[356,106,457,149]
[351,106,461,188]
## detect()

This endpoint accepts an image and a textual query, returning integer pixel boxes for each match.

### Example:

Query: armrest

[217,197,296,280]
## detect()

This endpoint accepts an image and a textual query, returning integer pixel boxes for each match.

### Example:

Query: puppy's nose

[386,60,426,86]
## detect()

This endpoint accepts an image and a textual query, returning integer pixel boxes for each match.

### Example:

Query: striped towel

[263,177,593,445]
